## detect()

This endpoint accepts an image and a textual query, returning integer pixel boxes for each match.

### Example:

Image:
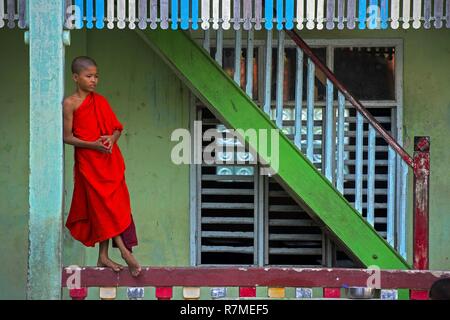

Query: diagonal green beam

[136,29,410,270]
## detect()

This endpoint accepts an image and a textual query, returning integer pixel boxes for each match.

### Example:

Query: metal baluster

[215,28,223,66]
[387,146,396,246]
[306,58,315,161]
[246,29,254,98]
[336,92,345,193]
[398,160,408,258]
[276,31,285,128]
[263,30,273,115]
[355,112,363,213]
[324,80,334,181]
[234,29,242,85]
[367,125,376,226]
[294,48,304,149]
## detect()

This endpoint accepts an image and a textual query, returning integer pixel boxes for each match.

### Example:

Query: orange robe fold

[66,92,137,251]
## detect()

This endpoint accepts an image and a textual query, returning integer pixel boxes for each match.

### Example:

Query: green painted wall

[0,29,29,300]
[0,27,448,299]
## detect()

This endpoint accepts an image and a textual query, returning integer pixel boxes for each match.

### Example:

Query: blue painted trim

[86,0,94,29]
[358,0,367,29]
[368,0,378,29]
[380,0,388,29]
[276,0,283,30]
[181,0,189,30]
[265,0,273,30]
[95,0,105,29]
[192,0,199,30]
[285,0,294,30]
[172,0,178,30]
[62,0,438,31]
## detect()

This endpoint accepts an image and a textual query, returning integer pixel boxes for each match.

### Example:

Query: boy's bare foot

[121,252,142,277]
[97,257,124,272]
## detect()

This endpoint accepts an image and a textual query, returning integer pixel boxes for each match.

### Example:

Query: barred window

[191,35,401,267]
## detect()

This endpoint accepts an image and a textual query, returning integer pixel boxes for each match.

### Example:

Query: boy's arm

[112,129,121,143]
[63,98,110,153]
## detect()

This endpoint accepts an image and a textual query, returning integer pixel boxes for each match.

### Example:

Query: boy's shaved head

[71,56,97,74]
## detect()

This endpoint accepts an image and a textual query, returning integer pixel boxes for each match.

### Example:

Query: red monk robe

[66,92,138,251]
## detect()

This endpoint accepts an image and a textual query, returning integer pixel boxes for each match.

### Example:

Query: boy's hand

[92,138,112,153]
[100,135,116,152]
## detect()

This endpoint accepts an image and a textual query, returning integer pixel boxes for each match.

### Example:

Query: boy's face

[73,66,98,92]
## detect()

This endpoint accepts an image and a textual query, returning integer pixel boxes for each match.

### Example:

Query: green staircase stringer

[136,29,410,270]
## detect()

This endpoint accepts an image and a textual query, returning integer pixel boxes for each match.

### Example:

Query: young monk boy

[63,56,141,277]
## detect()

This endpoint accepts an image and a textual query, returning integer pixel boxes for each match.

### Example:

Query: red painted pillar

[411,136,430,300]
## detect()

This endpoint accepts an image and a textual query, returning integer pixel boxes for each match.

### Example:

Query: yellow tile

[268,287,285,299]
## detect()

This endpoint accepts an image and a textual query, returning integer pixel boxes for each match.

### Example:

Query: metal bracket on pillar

[24,31,29,45]
[63,30,71,46]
